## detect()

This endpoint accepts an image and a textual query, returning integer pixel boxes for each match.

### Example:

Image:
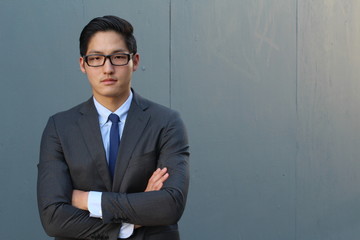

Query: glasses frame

[83,53,134,67]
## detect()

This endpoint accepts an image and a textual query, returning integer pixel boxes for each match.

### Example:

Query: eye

[88,56,100,61]
[87,55,103,61]
[113,54,127,60]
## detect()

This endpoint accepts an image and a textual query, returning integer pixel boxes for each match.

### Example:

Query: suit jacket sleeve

[101,110,190,226]
[37,116,120,239]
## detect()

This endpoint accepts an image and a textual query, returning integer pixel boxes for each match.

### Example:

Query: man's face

[80,31,139,102]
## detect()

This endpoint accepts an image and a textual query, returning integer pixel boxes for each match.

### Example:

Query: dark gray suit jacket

[37,90,190,240]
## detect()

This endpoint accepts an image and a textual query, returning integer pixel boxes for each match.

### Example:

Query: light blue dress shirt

[88,92,134,239]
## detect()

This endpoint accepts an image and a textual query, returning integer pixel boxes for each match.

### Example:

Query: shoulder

[50,98,93,120]
[43,98,94,133]
[132,91,181,120]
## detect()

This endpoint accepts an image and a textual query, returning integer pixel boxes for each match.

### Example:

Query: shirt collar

[93,91,133,126]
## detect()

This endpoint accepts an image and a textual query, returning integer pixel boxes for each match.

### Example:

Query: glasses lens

[111,54,129,66]
[86,55,105,67]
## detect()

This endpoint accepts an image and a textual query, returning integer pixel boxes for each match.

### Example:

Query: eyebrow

[87,49,128,55]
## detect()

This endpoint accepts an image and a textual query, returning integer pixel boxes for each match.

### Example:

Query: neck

[94,91,130,112]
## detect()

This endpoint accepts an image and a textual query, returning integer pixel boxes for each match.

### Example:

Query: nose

[103,57,114,74]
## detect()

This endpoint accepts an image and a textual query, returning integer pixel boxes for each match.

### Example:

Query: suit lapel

[77,98,112,191]
[112,92,150,191]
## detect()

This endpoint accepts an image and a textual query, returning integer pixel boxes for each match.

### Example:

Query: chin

[94,87,130,99]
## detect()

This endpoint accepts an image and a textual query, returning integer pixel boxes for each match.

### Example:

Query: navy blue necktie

[108,113,120,180]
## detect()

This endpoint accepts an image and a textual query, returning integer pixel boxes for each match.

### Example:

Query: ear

[79,57,86,73]
[132,53,140,72]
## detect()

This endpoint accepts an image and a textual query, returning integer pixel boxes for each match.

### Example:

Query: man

[37,15,189,240]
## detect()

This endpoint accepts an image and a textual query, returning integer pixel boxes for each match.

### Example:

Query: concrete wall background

[1,0,360,239]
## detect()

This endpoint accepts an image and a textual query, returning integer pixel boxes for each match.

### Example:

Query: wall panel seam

[169,0,172,108]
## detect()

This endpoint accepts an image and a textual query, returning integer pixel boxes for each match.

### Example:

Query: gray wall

[1,0,360,239]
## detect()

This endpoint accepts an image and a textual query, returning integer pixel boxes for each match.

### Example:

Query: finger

[152,182,163,191]
[160,172,169,182]
[151,173,169,191]
[153,171,169,184]
[147,168,161,182]
[145,182,161,192]
[145,168,169,192]
[149,168,167,183]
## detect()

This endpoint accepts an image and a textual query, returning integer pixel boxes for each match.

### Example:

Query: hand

[144,168,169,192]
[135,168,169,229]
[72,189,89,210]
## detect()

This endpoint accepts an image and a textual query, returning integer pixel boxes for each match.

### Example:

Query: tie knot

[108,113,120,123]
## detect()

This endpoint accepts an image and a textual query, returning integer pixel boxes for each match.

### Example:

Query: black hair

[79,15,137,56]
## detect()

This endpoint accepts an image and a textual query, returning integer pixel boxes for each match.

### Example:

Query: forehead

[87,31,128,54]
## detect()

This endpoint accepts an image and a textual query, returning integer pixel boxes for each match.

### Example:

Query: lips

[101,78,117,85]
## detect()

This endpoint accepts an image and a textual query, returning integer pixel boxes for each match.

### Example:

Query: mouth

[101,78,117,85]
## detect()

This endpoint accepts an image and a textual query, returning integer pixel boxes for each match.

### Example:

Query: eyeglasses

[83,53,134,67]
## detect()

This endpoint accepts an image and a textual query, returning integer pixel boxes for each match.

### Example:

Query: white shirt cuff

[87,191,134,238]
[88,191,102,218]
[119,223,134,239]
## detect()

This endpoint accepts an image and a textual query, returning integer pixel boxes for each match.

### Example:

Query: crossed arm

[71,167,169,232]
[72,167,169,211]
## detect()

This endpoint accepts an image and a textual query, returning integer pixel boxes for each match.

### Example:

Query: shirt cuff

[88,191,134,238]
[119,223,134,239]
[88,191,102,218]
